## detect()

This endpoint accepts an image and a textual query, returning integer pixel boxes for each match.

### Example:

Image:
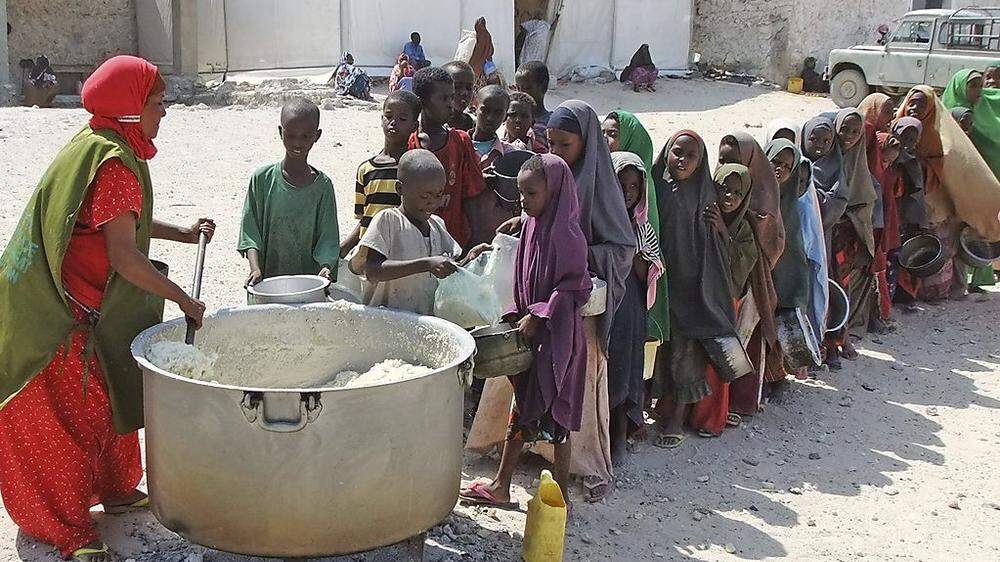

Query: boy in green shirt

[238,98,340,285]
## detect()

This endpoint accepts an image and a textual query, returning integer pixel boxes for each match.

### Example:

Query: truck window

[938,20,1000,51]
[891,20,933,45]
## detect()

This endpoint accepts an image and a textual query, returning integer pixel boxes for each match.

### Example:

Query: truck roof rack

[950,7,1000,20]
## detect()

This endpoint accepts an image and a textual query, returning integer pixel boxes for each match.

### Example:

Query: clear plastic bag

[434,252,502,329]
[434,234,519,328]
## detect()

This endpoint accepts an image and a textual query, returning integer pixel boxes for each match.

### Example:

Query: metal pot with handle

[131,303,475,558]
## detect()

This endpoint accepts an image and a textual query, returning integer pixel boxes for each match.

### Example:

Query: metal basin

[827,279,850,333]
[131,303,475,558]
[247,274,329,304]
[776,307,821,368]
[471,324,534,378]
[958,225,1000,268]
[580,277,608,317]
[899,234,946,278]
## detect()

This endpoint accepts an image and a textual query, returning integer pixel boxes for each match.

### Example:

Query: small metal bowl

[898,234,946,278]
[471,324,534,379]
[247,275,330,305]
[958,226,1000,269]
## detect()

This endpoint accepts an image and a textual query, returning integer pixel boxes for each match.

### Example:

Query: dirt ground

[1,79,999,561]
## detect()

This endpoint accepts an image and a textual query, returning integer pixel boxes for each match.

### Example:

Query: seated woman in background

[23,55,59,108]
[404,32,431,70]
[331,52,372,101]
[619,44,657,93]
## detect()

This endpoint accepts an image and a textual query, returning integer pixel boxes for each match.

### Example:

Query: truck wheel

[830,69,870,108]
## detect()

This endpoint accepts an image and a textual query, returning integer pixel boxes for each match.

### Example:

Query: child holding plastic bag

[460,153,592,508]
[359,149,488,315]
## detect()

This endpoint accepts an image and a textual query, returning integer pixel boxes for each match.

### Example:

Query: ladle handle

[185,232,209,345]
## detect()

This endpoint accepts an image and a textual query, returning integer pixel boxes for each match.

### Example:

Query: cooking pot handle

[458,357,475,387]
[240,392,323,433]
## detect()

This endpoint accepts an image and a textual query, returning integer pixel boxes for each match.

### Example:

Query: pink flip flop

[458,481,519,509]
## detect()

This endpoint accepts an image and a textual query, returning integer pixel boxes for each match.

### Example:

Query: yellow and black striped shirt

[354,156,401,235]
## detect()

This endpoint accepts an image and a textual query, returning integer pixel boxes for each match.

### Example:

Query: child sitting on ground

[460,153,592,509]
[471,85,513,169]
[341,90,422,271]
[514,61,552,152]
[359,149,488,315]
[238,98,339,286]
[443,60,476,131]
[408,66,485,250]
[503,91,546,153]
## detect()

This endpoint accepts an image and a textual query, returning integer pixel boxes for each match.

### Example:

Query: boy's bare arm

[340,223,362,258]
[245,249,262,286]
[365,249,457,282]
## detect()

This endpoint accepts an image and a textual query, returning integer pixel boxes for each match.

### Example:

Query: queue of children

[235,60,1000,514]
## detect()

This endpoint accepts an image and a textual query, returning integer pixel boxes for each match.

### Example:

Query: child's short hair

[399,148,446,185]
[516,61,550,91]
[386,90,422,116]
[476,84,509,105]
[442,60,475,78]
[280,97,320,125]
[521,154,545,176]
[509,91,536,110]
[413,67,453,101]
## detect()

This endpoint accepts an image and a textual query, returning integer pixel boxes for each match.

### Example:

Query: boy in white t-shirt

[359,149,488,314]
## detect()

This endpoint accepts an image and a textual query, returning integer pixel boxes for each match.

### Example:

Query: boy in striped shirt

[340,90,421,271]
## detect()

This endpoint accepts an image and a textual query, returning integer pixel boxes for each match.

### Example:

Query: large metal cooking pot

[247,274,330,304]
[131,303,475,558]
[899,234,946,278]
[958,225,1000,269]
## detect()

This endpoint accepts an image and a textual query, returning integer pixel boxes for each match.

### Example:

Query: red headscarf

[82,55,164,160]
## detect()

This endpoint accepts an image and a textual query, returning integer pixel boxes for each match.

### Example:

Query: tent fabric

[547,0,692,78]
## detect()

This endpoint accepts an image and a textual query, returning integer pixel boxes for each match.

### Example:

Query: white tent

[138,0,690,80]
[544,0,693,78]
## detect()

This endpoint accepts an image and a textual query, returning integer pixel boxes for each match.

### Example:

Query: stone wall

[7,0,137,88]
[693,0,913,82]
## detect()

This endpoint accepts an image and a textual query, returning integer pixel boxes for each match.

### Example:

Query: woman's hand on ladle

[180,297,206,329]
[185,217,216,244]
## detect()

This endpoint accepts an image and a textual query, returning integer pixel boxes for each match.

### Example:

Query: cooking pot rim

[131,303,476,393]
[246,274,330,298]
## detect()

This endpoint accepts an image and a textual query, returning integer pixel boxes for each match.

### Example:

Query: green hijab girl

[603,110,669,342]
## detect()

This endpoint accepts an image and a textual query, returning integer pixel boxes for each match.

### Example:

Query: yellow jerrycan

[521,469,567,561]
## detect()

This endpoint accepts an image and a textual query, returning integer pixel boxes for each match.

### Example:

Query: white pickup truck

[826,7,1000,107]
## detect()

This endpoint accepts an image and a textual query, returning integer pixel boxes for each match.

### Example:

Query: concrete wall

[7,0,137,84]
[692,0,912,81]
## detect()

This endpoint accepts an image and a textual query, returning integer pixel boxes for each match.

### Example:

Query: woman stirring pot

[0,55,215,562]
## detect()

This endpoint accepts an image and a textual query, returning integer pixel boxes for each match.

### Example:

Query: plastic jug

[522,470,567,562]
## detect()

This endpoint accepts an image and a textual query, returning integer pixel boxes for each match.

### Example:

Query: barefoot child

[359,149,487,315]
[238,98,339,286]
[514,61,552,152]
[408,67,485,250]
[442,60,476,131]
[340,90,421,270]
[460,154,592,508]
[608,151,663,465]
[503,91,546,153]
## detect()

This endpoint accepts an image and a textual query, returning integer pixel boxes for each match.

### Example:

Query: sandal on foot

[458,481,518,509]
[726,412,743,427]
[697,429,720,438]
[653,432,686,449]
[71,543,109,562]
[104,493,149,514]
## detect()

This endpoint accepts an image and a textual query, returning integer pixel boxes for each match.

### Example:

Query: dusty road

[1,79,998,561]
